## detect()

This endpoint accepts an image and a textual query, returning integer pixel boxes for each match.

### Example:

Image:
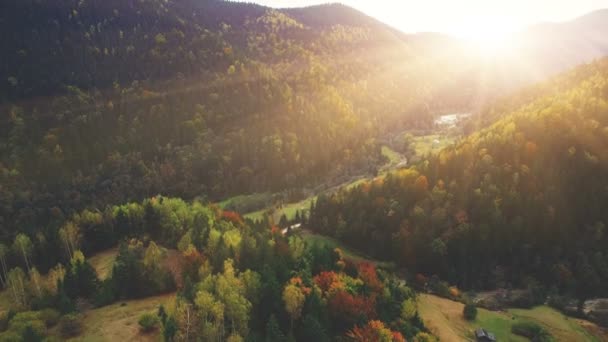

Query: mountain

[0,0,422,239]
[309,57,608,299]
[514,9,608,77]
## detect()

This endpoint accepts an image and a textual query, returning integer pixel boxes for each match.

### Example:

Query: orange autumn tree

[347,320,406,342]
[314,271,340,292]
[221,210,244,226]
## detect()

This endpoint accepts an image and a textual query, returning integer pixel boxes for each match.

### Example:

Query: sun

[450,18,518,55]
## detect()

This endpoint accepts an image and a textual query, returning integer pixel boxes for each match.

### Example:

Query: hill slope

[309,58,608,298]
[519,9,608,74]
[0,0,420,242]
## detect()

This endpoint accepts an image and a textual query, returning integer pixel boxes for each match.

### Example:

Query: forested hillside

[0,0,456,244]
[309,58,608,299]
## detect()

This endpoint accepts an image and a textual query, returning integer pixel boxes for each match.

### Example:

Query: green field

[381,145,402,166]
[67,293,176,342]
[218,192,274,212]
[244,195,316,222]
[412,134,455,156]
[418,294,604,342]
[300,230,394,269]
[243,175,371,222]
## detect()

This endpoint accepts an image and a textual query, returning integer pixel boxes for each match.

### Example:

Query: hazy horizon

[234,0,608,39]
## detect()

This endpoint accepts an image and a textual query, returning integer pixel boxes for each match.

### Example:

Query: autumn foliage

[221,210,244,226]
[357,262,383,293]
[347,320,406,342]
[328,290,376,325]
[314,271,340,292]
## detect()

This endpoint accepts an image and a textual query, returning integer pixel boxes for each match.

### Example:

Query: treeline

[0,197,433,341]
[309,58,608,300]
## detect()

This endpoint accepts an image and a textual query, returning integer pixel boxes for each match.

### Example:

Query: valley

[2,0,608,341]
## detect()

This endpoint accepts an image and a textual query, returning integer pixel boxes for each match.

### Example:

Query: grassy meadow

[418,293,605,342]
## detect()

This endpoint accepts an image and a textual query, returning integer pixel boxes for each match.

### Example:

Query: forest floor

[418,293,606,342]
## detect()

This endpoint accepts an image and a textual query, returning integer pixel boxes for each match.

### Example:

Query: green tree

[158,304,168,325]
[300,314,329,342]
[58,222,80,259]
[13,234,33,272]
[463,303,477,321]
[7,267,28,308]
[163,316,178,342]
[216,259,251,337]
[0,243,9,288]
[194,290,224,340]
[401,298,417,320]
[283,283,305,329]
[265,314,286,342]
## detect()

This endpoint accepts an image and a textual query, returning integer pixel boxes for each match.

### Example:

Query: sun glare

[450,18,518,55]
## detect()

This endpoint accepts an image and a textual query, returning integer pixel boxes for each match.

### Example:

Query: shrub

[59,314,83,337]
[414,332,438,342]
[7,312,46,337]
[163,316,178,341]
[463,303,477,321]
[511,321,553,341]
[39,309,61,328]
[0,312,8,331]
[22,324,44,342]
[448,286,461,298]
[138,313,159,333]
[0,330,22,342]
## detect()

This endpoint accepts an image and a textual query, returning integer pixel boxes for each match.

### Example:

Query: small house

[475,328,496,342]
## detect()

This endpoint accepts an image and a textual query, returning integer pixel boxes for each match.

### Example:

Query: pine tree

[265,314,286,342]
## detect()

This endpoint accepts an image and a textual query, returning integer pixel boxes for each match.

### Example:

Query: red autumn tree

[314,271,339,293]
[392,331,407,342]
[221,210,244,226]
[328,290,376,326]
[357,262,383,293]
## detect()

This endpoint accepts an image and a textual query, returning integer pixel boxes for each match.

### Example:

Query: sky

[235,0,608,39]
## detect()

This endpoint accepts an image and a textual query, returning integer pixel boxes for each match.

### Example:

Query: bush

[0,331,22,342]
[0,312,9,331]
[7,312,46,337]
[39,309,61,328]
[59,314,83,338]
[511,321,553,341]
[94,279,116,307]
[138,313,159,333]
[463,303,477,321]
[163,316,178,341]
[22,324,44,342]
